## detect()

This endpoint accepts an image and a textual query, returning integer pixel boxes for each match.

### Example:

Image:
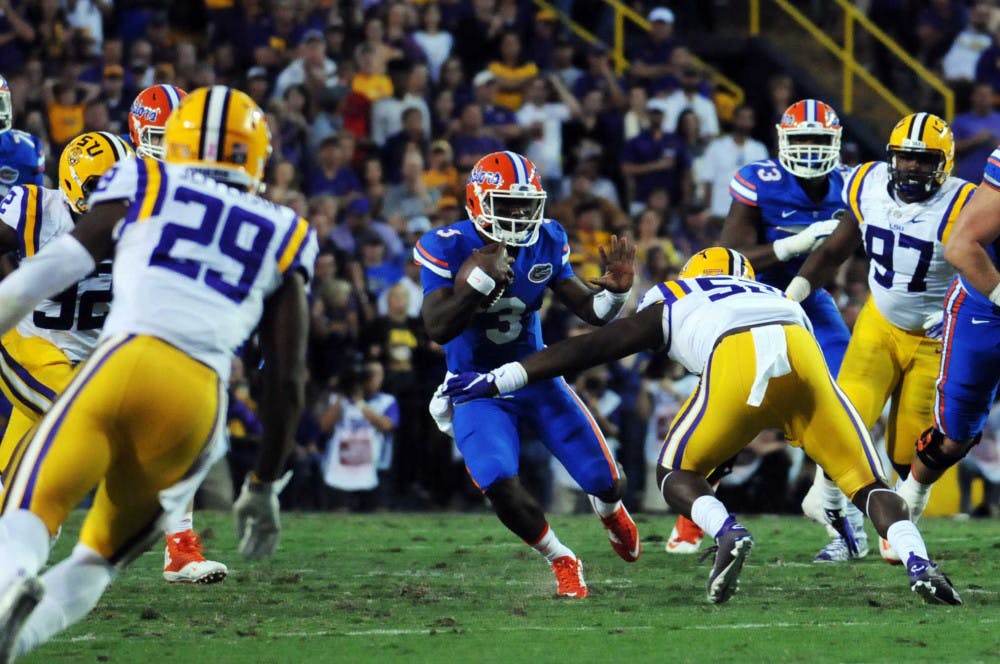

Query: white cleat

[0,574,44,664]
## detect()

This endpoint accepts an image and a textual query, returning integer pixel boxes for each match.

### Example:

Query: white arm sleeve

[0,234,96,335]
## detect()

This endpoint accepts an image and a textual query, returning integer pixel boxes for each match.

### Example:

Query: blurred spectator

[309,252,361,385]
[953,82,1000,182]
[622,104,690,215]
[43,78,100,147]
[673,203,718,256]
[451,102,505,171]
[562,88,620,182]
[551,37,583,91]
[518,75,580,186]
[381,106,430,184]
[633,208,683,268]
[572,45,627,111]
[128,38,154,89]
[453,0,505,75]
[81,98,109,133]
[649,57,720,140]
[332,196,405,264]
[371,62,431,149]
[362,156,388,221]
[0,0,34,73]
[437,56,474,117]
[275,84,310,168]
[67,0,110,56]
[383,149,439,222]
[359,232,404,302]
[246,66,271,106]
[145,11,175,65]
[529,7,560,73]
[471,69,521,143]
[272,28,338,102]
[423,140,459,197]
[623,84,652,141]
[488,31,539,111]
[413,2,454,82]
[942,1,994,83]
[99,65,135,135]
[629,6,677,95]
[308,84,348,152]
[559,144,620,208]
[377,252,425,319]
[27,0,71,73]
[754,73,795,153]
[351,41,393,103]
[699,105,769,221]
[916,0,968,67]
[675,109,707,197]
[305,133,362,199]
[383,1,426,66]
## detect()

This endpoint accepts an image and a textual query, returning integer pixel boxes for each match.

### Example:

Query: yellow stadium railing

[531,0,745,106]
[750,0,954,121]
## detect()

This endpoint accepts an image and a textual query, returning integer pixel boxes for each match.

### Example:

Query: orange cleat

[597,505,641,562]
[666,515,704,554]
[551,556,588,598]
[163,530,228,584]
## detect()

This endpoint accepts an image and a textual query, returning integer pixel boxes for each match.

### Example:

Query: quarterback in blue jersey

[416,151,640,598]
[0,75,44,198]
[667,99,859,560]
[901,144,1000,518]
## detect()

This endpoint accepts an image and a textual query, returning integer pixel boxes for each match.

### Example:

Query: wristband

[593,288,630,321]
[785,276,812,303]
[989,281,1000,307]
[466,266,496,296]
[493,361,528,394]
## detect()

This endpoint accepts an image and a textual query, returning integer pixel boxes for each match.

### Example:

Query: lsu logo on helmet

[59,131,134,214]
[679,247,756,280]
[465,151,546,246]
[776,99,842,179]
[129,84,187,160]
[886,112,954,200]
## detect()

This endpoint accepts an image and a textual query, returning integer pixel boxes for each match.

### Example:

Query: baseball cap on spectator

[648,7,675,24]
[346,197,370,216]
[430,139,453,159]
[299,29,325,46]
[104,65,124,78]
[407,216,432,234]
[247,66,269,81]
[473,70,496,87]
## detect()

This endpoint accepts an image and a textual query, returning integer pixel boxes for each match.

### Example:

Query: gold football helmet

[163,86,271,192]
[59,131,134,214]
[886,112,954,200]
[679,247,756,280]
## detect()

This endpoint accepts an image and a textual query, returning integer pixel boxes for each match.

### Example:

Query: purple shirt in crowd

[951,110,1000,182]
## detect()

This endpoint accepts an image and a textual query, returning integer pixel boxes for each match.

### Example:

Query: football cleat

[800,478,838,537]
[907,554,961,605]
[164,530,228,584]
[0,573,43,664]
[666,515,704,554]
[551,556,588,599]
[879,537,903,565]
[706,517,754,604]
[593,501,641,562]
[813,508,868,562]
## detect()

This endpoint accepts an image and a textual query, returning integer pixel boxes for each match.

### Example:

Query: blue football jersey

[729,159,848,289]
[964,145,1000,310]
[0,129,44,198]
[415,219,574,372]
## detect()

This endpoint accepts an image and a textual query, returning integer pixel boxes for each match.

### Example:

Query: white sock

[14,543,113,659]
[589,495,622,518]
[690,495,732,539]
[529,524,575,563]
[0,510,50,588]
[165,512,194,537]
[898,474,932,522]
[885,520,928,564]
[821,476,846,513]
[846,501,866,537]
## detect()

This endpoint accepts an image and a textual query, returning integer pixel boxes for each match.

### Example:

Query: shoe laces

[552,557,582,584]
[169,530,205,557]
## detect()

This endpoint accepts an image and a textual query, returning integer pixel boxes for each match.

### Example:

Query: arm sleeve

[413,230,456,295]
[728,165,759,206]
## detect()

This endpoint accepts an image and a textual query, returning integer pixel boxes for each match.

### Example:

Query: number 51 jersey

[0,184,111,362]
[842,161,975,331]
[88,156,318,381]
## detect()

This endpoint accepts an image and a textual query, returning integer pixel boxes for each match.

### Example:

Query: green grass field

[26,511,1000,663]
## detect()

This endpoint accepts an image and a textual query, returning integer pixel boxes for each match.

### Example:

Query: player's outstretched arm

[943,183,1000,301]
[445,305,664,400]
[552,235,635,326]
[0,200,124,335]
[785,214,861,302]
[235,271,309,560]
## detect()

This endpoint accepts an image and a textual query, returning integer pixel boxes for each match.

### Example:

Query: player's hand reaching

[234,470,293,560]
[590,235,636,294]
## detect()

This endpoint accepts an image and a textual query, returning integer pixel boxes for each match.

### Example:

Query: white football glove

[234,469,293,560]
[429,383,454,438]
[923,310,944,340]
[772,219,841,262]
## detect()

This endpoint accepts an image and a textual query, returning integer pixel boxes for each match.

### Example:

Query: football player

[127,83,229,584]
[900,133,1000,541]
[0,74,44,198]
[416,151,639,599]
[787,113,974,563]
[443,247,961,606]
[666,99,861,561]
[0,86,316,661]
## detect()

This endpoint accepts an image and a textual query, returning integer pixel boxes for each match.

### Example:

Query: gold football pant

[658,324,885,500]
[1,334,224,564]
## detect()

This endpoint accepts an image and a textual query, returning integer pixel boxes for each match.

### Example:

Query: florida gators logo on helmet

[129,84,187,159]
[465,151,546,246]
[776,99,842,179]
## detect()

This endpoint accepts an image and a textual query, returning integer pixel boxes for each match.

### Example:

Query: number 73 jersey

[0,184,111,362]
[843,161,976,331]
[88,156,318,380]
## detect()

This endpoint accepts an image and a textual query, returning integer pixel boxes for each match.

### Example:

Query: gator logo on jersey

[528,263,553,283]
[469,167,503,187]
[0,166,18,183]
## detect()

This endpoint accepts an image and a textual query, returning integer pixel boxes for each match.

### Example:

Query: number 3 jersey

[0,184,111,362]
[636,275,811,375]
[842,161,975,331]
[88,156,318,381]
[415,218,574,372]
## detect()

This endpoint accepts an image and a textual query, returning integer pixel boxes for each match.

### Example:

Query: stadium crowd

[0,0,997,519]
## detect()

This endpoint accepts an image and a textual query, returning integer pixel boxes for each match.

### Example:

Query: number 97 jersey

[88,156,318,380]
[842,161,975,331]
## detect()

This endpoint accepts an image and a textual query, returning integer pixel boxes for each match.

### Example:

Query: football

[455,243,512,307]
